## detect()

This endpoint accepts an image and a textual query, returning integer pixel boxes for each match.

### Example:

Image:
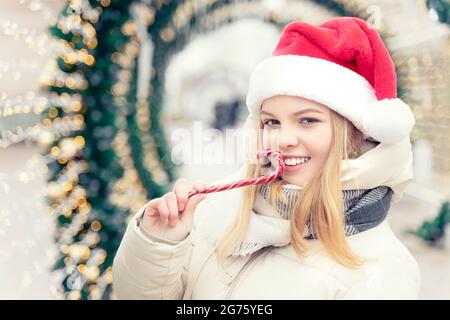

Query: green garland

[410,202,450,244]
[427,0,450,24]
[46,0,145,300]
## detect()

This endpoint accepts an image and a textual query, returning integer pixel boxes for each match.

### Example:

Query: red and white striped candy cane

[188,149,285,198]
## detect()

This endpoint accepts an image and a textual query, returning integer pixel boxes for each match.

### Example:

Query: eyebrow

[260,108,324,117]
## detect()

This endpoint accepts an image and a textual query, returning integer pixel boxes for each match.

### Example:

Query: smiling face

[260,95,333,187]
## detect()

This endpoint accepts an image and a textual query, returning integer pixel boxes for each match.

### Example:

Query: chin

[281,175,308,187]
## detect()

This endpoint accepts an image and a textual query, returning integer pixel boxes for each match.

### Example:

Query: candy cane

[188,149,285,198]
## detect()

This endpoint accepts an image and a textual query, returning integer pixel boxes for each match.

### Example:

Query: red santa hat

[246,17,415,144]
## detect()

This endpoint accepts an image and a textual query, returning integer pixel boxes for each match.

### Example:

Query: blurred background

[0,0,449,300]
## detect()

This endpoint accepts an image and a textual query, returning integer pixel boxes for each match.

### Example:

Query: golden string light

[110,37,150,213]
[36,2,100,298]
[172,0,217,31]
[110,3,179,215]
[197,2,266,29]
[18,0,59,24]
[0,92,83,120]
[0,117,84,149]
[41,0,166,299]
[2,0,280,299]
[0,20,52,56]
[63,0,101,25]
[40,62,89,90]
[133,4,170,186]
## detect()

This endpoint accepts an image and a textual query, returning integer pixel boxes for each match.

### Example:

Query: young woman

[112,17,420,299]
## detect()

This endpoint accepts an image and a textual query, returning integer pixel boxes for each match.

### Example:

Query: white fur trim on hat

[362,98,415,144]
[246,55,415,143]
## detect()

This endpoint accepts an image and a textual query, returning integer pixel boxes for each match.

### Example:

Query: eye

[300,118,319,125]
[262,119,279,127]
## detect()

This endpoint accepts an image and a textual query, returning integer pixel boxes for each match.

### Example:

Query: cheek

[309,131,332,160]
[311,144,331,162]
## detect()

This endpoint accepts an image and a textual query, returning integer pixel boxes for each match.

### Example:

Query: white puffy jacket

[112,138,421,299]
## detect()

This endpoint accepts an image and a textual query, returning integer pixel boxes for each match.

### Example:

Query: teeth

[285,157,310,166]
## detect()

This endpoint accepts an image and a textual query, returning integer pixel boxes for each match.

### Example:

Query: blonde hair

[216,109,364,268]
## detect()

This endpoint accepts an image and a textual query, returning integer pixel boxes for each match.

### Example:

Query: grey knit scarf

[231,183,393,256]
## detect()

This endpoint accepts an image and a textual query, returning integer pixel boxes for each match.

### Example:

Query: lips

[261,153,311,169]
[283,157,311,173]
[284,156,311,166]
[283,155,309,158]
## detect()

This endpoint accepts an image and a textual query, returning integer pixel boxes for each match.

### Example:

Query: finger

[155,198,169,224]
[163,192,179,227]
[173,178,190,212]
[192,180,207,193]
[181,193,206,226]
[145,198,159,217]
[183,193,207,217]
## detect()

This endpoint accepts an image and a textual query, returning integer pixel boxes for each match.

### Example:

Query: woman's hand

[140,179,207,242]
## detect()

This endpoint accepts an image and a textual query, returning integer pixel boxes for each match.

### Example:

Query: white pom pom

[361,98,415,144]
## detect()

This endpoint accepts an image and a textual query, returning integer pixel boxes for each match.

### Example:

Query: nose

[280,127,300,150]
[266,126,299,151]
